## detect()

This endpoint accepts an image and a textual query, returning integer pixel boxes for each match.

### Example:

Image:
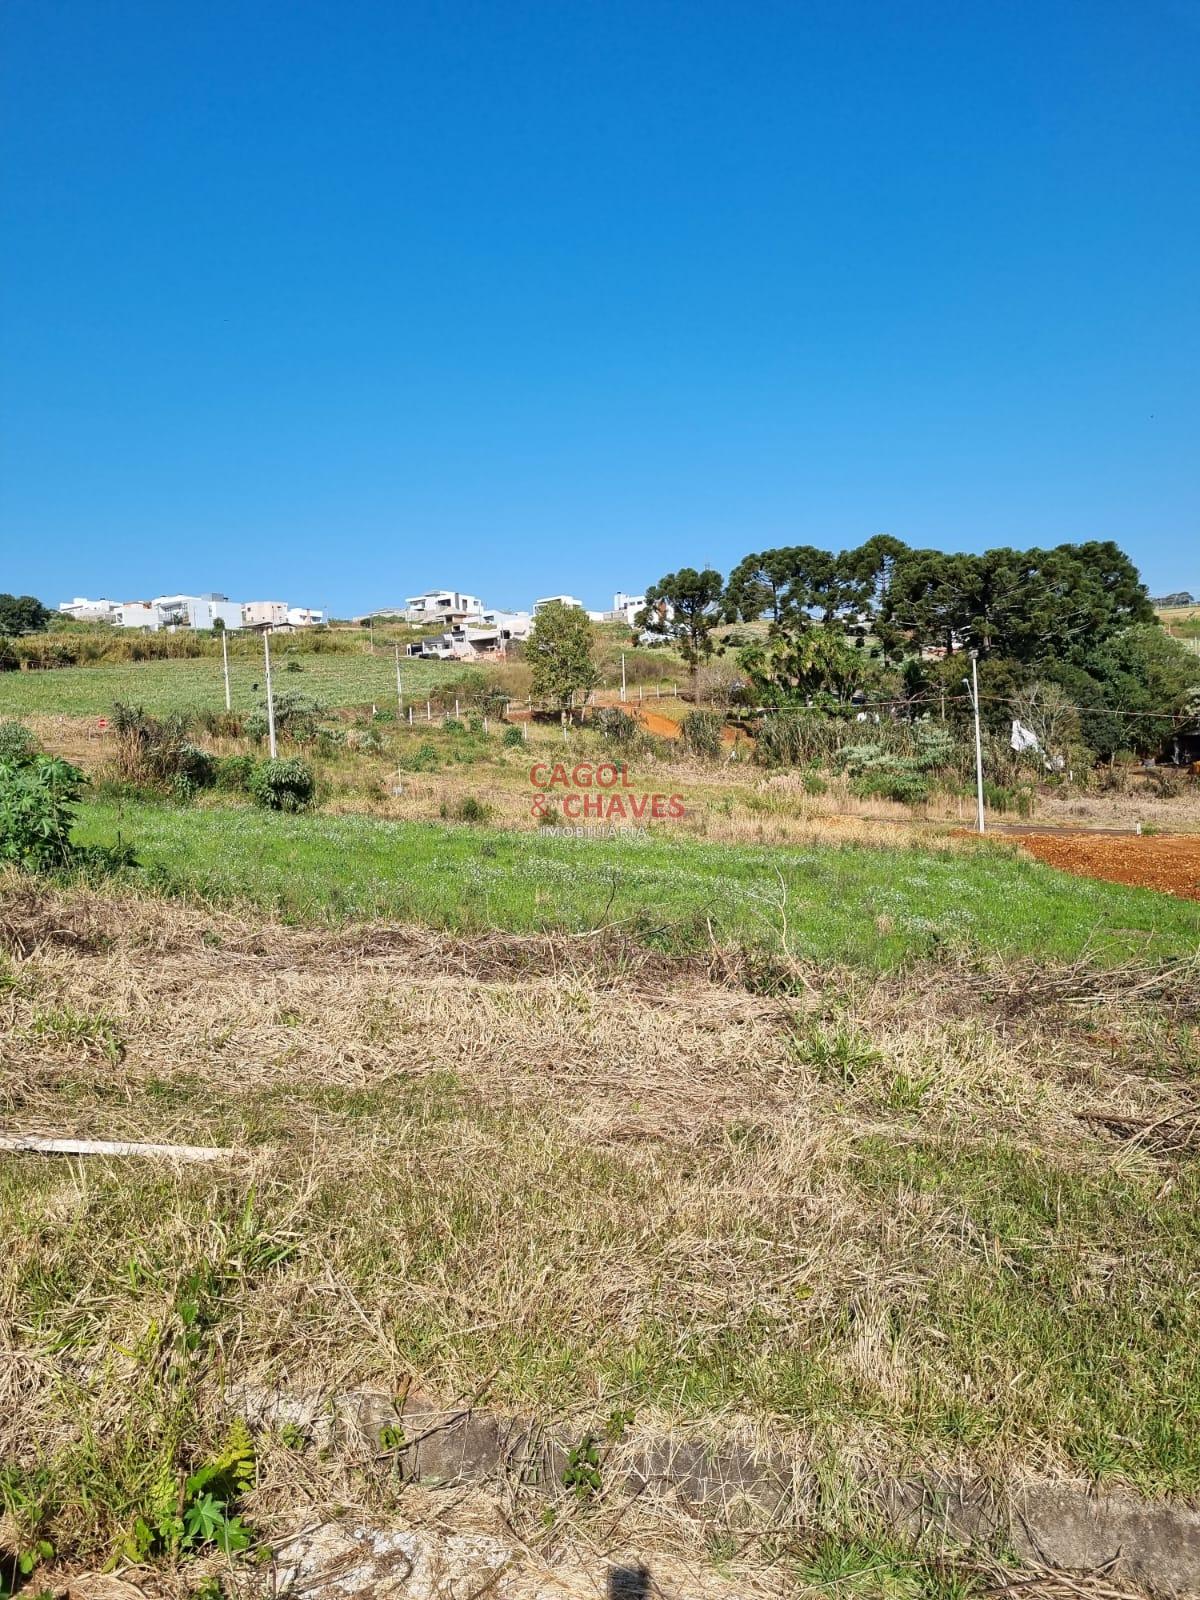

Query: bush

[852,770,931,805]
[399,741,440,772]
[593,707,638,748]
[246,690,322,745]
[0,754,87,870]
[680,711,724,761]
[502,725,525,748]
[110,703,215,799]
[440,794,492,824]
[754,714,816,768]
[214,754,256,792]
[192,709,246,738]
[983,781,1035,817]
[171,743,216,800]
[248,757,315,812]
[0,720,39,766]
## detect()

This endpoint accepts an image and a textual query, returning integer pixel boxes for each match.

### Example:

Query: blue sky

[1,0,1197,616]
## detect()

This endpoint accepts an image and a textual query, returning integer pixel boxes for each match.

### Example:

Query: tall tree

[0,594,51,635]
[642,568,725,693]
[724,549,799,623]
[884,550,982,655]
[525,601,599,714]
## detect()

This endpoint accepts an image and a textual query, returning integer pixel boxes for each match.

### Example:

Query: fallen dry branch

[0,1132,234,1162]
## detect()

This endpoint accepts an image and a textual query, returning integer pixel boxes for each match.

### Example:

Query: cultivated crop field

[0,650,468,716]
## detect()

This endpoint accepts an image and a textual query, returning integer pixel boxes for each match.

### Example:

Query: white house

[286,606,323,627]
[189,595,244,630]
[242,601,289,628]
[117,601,162,630]
[480,608,532,644]
[151,593,244,631]
[405,590,483,625]
[609,592,647,626]
[58,597,121,623]
[533,594,583,613]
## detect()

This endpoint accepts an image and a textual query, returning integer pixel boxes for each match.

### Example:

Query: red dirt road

[1009,831,1200,900]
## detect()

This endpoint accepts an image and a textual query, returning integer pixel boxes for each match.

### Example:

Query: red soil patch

[1010,832,1200,901]
[635,708,682,739]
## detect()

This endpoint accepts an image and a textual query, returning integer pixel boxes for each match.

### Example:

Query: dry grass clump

[2,881,1199,1579]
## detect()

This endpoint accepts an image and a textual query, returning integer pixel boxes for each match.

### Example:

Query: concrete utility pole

[264,632,278,759]
[620,652,627,703]
[221,628,231,712]
[964,652,984,834]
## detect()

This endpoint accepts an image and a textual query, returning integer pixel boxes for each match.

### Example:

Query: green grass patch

[75,798,1200,970]
[0,653,468,716]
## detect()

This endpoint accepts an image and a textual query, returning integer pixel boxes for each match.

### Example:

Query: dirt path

[1007,830,1200,900]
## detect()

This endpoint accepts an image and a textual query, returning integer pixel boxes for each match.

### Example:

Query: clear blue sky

[2,0,1197,616]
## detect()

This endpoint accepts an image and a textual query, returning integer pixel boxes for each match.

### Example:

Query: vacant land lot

[2,875,1199,1592]
[1013,829,1200,900]
[72,797,1200,968]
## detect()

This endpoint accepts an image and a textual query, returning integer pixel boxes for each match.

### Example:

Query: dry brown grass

[2,880,1199,1586]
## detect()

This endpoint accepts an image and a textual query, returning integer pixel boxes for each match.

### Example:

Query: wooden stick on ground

[0,1133,235,1162]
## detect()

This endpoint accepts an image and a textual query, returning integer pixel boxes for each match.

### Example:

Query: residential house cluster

[396,589,653,660]
[58,582,660,656]
[57,594,324,632]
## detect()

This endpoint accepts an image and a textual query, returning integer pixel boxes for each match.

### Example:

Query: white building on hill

[405,590,483,624]
[58,597,121,622]
[242,601,289,628]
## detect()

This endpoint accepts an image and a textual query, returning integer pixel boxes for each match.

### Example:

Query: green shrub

[982,781,1035,817]
[502,725,525,748]
[246,690,322,745]
[440,794,492,824]
[911,721,956,770]
[214,754,256,792]
[681,711,724,761]
[0,755,87,870]
[754,714,811,768]
[442,717,465,734]
[192,709,246,738]
[399,741,440,772]
[110,703,215,799]
[802,768,828,796]
[248,757,315,812]
[852,769,931,805]
[594,707,638,748]
[0,720,39,766]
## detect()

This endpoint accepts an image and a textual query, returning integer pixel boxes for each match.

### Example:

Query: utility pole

[620,651,627,704]
[221,628,231,712]
[963,651,984,834]
[264,632,278,759]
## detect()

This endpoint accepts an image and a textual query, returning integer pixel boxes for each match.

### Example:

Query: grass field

[3,875,1200,1592]
[75,796,1200,969]
[1158,604,1200,641]
[0,651,472,716]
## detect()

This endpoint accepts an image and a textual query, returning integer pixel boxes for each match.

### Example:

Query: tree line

[639,539,1198,760]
